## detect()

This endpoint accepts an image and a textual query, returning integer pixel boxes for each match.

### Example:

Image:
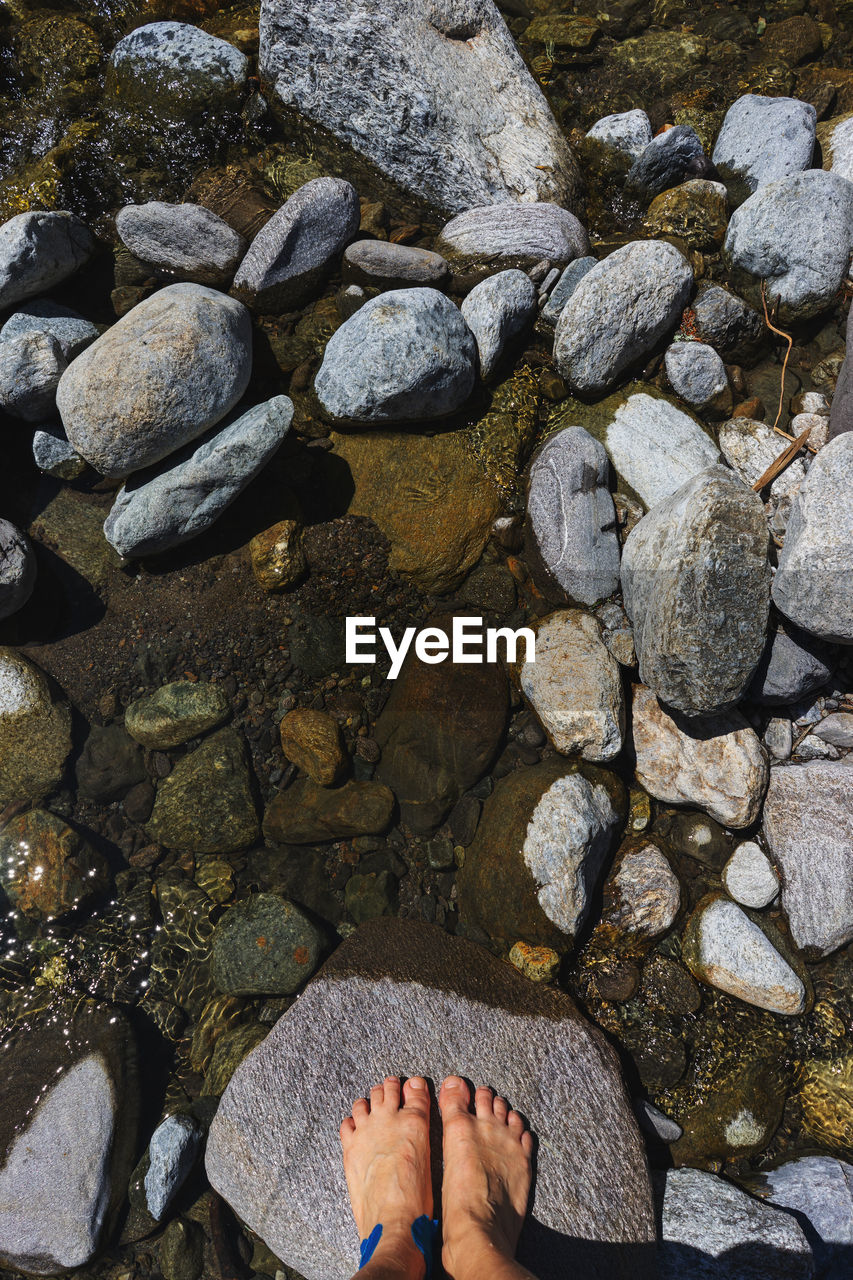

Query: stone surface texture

[0,648,72,808]
[718,417,807,502]
[125,681,231,749]
[540,256,596,327]
[658,1166,815,1280]
[206,919,656,1280]
[460,269,537,379]
[712,94,817,203]
[664,341,728,409]
[518,610,625,762]
[622,467,770,715]
[103,396,292,557]
[747,624,836,706]
[0,519,36,621]
[108,21,248,115]
[553,241,693,394]
[435,202,589,268]
[631,685,769,829]
[0,331,66,421]
[259,1,581,215]
[725,170,853,321]
[757,1156,853,1280]
[722,842,779,909]
[585,109,652,161]
[0,211,94,309]
[343,240,449,289]
[772,433,853,643]
[762,761,853,957]
[0,299,98,360]
[315,288,476,422]
[525,425,620,605]
[625,125,706,199]
[232,177,359,310]
[115,201,247,287]
[683,895,805,1015]
[145,1115,203,1221]
[57,283,252,479]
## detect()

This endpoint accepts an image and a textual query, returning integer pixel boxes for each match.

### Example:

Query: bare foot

[340,1076,433,1279]
[438,1076,534,1280]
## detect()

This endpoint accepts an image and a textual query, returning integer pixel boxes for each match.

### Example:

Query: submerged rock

[108,22,248,116]
[682,895,805,1015]
[279,708,347,787]
[458,757,626,949]
[125,681,231,749]
[145,1115,203,1222]
[622,467,770,716]
[631,685,769,829]
[58,283,252,479]
[315,288,476,423]
[585,109,652,164]
[263,777,395,844]
[435,202,589,269]
[259,0,581,215]
[232,177,359,311]
[0,807,110,921]
[525,426,621,606]
[104,396,292,557]
[146,728,259,853]
[553,242,693,395]
[762,761,853,958]
[0,211,94,309]
[206,919,656,1280]
[211,893,323,996]
[115,202,247,288]
[0,649,72,808]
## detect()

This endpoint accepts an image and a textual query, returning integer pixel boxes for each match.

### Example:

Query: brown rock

[0,808,110,920]
[508,941,561,983]
[250,520,306,592]
[374,616,508,833]
[327,431,500,594]
[644,180,728,251]
[186,163,278,241]
[279,708,347,786]
[0,648,72,809]
[263,777,395,844]
[761,16,823,66]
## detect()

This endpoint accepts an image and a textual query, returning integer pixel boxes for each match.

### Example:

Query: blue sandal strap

[358,1218,439,1275]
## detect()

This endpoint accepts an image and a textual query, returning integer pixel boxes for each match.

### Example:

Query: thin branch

[752,423,812,492]
[760,280,794,436]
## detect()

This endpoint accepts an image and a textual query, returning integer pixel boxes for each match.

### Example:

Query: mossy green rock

[146,728,259,853]
[344,871,399,924]
[203,1022,268,1096]
[125,681,230,749]
[211,893,323,996]
[159,1218,205,1280]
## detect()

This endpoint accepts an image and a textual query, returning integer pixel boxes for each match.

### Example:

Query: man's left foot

[340,1076,433,1278]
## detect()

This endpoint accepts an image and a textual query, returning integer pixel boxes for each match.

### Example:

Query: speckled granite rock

[712,94,816,204]
[108,21,248,116]
[0,211,94,309]
[435,202,589,268]
[115,201,247,288]
[460,269,537,379]
[206,919,656,1280]
[682,894,805,1015]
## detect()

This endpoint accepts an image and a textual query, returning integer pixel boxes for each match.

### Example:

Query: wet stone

[145,1114,203,1221]
[640,956,701,1017]
[644,180,728,251]
[107,22,248,117]
[682,894,805,1015]
[657,811,730,870]
[0,808,110,921]
[125,681,231,750]
[263,777,395,844]
[146,728,259,854]
[250,519,306,592]
[211,893,323,996]
[159,1218,205,1280]
[203,1022,268,1097]
[279,708,347,787]
[0,519,36,621]
[0,649,72,808]
[115,202,247,289]
[508,941,561,983]
[625,125,707,200]
[584,109,652,164]
[344,870,399,923]
[76,722,146,802]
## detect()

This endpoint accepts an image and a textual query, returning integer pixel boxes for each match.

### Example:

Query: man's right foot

[438,1076,533,1278]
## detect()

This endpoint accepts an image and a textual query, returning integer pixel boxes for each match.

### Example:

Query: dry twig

[760,280,794,436]
[751,423,812,492]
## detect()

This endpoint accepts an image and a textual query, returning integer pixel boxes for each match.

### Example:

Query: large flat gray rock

[622,467,770,716]
[206,919,655,1280]
[772,433,853,644]
[57,282,252,479]
[104,395,292,557]
[553,241,692,394]
[258,0,580,215]
[762,761,853,958]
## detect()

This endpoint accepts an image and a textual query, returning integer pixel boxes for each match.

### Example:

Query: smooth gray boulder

[725,170,853,321]
[258,1,580,215]
[658,1166,815,1279]
[664,341,727,409]
[683,895,805,1015]
[0,331,66,421]
[145,1114,203,1221]
[0,211,94,310]
[553,241,693,394]
[115,202,247,288]
[631,684,769,829]
[460,269,537,379]
[206,919,656,1280]
[712,94,816,204]
[108,21,248,115]
[747,623,836,706]
[0,1003,136,1276]
[434,202,589,269]
[0,519,36,620]
[721,841,779,909]
[32,425,87,480]
[589,391,719,511]
[690,282,763,361]
[232,177,359,311]
[343,240,449,290]
[314,288,476,422]
[525,425,620,605]
[104,396,292,557]
[57,282,252,478]
[756,1156,853,1280]
[622,466,770,716]
[772,433,853,643]
[762,760,853,957]
[626,125,707,200]
[585,109,652,162]
[0,299,99,360]
[540,256,596,327]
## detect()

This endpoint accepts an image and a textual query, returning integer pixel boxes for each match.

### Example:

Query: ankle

[442,1224,515,1279]
[360,1225,427,1280]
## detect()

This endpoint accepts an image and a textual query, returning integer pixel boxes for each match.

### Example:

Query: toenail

[408,1076,425,1089]
[443,1077,461,1088]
